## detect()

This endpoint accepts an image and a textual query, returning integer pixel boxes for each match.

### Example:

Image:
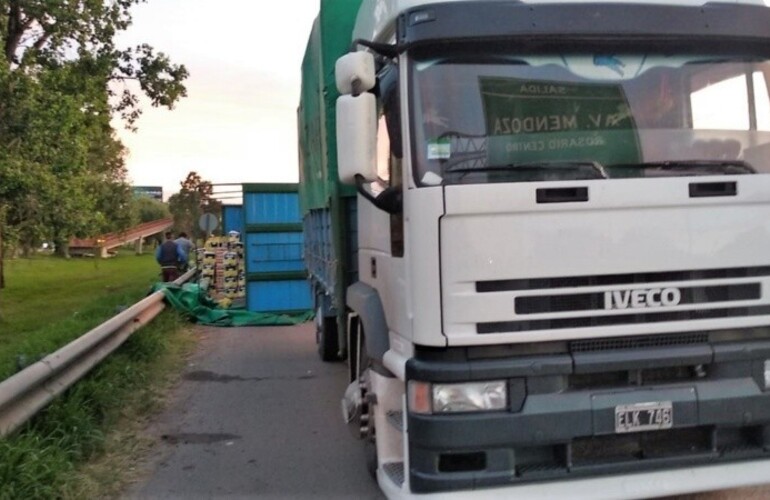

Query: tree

[0,55,129,258]
[1,0,188,127]
[133,195,170,224]
[168,172,221,241]
[0,0,188,282]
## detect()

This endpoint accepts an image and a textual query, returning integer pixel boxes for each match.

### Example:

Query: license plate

[614,401,673,433]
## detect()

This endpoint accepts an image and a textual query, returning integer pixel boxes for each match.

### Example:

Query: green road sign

[480,76,641,165]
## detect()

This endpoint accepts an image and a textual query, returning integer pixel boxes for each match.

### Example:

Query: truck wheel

[316,305,339,362]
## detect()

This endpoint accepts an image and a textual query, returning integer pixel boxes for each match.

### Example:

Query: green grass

[0,252,196,499]
[0,252,162,379]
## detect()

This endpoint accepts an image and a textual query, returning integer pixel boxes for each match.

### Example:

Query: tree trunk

[53,237,70,258]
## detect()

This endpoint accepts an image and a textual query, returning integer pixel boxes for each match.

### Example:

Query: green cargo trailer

[298,0,363,361]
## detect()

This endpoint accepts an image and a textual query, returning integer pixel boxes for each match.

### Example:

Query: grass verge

[0,253,161,380]
[0,309,196,499]
[0,252,198,498]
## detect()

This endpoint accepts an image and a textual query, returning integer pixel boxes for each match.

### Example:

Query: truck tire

[316,304,339,362]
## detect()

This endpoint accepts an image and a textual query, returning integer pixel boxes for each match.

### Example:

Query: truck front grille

[569,365,698,390]
[477,266,770,293]
[474,265,770,334]
[514,284,760,315]
[569,427,714,466]
[478,304,770,333]
[569,332,709,352]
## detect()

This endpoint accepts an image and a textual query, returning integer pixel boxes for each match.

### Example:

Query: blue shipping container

[244,192,301,225]
[222,205,244,235]
[242,184,310,314]
[245,232,305,273]
[247,280,312,313]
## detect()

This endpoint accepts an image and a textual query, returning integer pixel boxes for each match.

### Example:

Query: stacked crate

[197,233,246,307]
[243,183,312,314]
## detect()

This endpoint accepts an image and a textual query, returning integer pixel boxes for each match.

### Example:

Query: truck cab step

[382,461,405,487]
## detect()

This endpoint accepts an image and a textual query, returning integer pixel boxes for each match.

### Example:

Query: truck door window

[376,115,391,182]
[377,63,404,257]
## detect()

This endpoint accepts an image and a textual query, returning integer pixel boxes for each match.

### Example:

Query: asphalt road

[125,323,769,500]
[126,323,383,500]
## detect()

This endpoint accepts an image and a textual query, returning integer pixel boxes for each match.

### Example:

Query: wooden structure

[69,217,174,257]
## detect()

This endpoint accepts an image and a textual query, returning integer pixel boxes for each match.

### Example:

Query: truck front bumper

[380,458,770,500]
[404,335,770,494]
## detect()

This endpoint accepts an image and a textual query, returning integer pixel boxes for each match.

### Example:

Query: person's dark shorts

[161,266,180,282]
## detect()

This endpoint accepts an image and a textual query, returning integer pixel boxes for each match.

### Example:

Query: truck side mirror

[336,52,376,95]
[336,93,377,185]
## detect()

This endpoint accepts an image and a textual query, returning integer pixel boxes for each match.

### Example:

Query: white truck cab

[304,0,770,497]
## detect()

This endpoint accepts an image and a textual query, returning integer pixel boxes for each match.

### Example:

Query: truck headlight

[408,380,507,414]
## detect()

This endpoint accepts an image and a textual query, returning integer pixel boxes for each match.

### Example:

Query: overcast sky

[116,0,770,202]
[115,0,320,200]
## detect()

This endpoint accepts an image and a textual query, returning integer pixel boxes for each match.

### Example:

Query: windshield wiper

[446,160,608,179]
[607,160,756,175]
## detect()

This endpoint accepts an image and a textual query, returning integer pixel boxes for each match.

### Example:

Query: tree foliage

[133,195,169,224]
[168,172,221,241]
[1,0,188,127]
[0,0,188,282]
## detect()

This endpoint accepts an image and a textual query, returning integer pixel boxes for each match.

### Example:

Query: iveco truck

[298,0,770,497]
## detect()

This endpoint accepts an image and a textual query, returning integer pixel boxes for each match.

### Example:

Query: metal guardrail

[0,268,196,437]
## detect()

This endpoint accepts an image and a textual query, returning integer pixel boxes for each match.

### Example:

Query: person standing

[174,231,195,271]
[156,231,185,282]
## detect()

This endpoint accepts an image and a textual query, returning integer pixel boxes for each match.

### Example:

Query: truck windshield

[410,51,770,186]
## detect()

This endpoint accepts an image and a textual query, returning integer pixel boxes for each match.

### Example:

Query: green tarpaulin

[153,282,313,327]
[298,0,362,214]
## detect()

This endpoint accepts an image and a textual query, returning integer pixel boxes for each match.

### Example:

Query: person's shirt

[174,237,195,261]
[155,240,185,266]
